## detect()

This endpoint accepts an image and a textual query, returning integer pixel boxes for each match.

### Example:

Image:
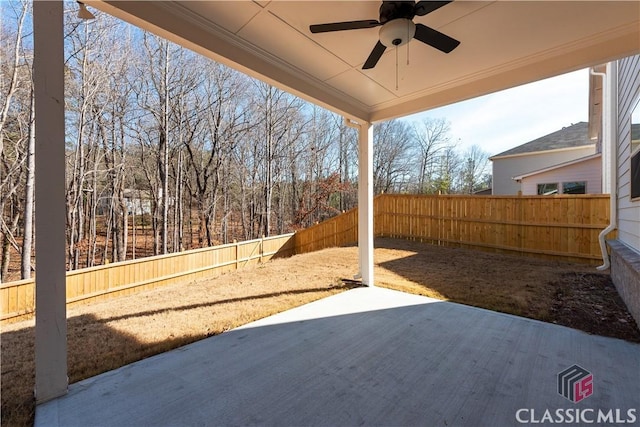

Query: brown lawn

[2,237,639,427]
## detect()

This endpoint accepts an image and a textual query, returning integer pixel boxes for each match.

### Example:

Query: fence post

[234,240,239,270]
[260,235,264,263]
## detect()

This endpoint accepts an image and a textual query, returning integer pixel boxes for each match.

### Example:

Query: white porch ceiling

[93,1,640,123]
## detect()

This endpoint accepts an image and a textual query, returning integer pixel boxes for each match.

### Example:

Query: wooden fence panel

[301,194,612,266]
[294,207,358,254]
[373,194,613,264]
[1,233,295,321]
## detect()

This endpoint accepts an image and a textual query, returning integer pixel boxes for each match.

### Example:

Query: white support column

[34,0,68,403]
[357,121,374,286]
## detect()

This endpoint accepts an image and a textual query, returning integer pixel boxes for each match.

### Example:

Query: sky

[405,68,590,157]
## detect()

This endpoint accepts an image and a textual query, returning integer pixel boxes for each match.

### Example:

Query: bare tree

[181,60,250,246]
[373,119,413,194]
[20,86,34,278]
[132,34,176,255]
[412,118,452,193]
[432,144,462,194]
[0,0,31,281]
[251,82,304,237]
[460,144,490,194]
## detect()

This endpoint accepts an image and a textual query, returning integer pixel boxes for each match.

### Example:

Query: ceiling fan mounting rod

[379,1,416,24]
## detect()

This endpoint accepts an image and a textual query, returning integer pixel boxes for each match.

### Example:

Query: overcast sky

[406,68,590,157]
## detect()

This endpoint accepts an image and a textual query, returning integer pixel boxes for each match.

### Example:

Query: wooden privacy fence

[294,194,613,264]
[376,194,613,264]
[2,195,613,321]
[294,206,359,254]
[1,233,294,321]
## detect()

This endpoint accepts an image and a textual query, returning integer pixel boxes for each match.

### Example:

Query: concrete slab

[36,287,640,427]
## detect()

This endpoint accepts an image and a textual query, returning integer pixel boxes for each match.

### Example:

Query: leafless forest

[0,1,490,282]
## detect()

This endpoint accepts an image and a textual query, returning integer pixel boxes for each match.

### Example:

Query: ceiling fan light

[379,19,416,48]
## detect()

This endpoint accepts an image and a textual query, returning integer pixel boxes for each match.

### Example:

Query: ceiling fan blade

[414,23,460,53]
[414,1,452,16]
[310,20,380,34]
[362,41,387,70]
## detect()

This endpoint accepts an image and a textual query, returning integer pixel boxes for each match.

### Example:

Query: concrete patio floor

[36,287,640,427]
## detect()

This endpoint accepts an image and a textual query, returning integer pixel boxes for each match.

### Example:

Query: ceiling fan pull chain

[407,23,410,66]
[395,45,399,91]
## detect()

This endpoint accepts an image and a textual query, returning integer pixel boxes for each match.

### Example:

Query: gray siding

[617,55,640,251]
[519,155,602,195]
[491,147,595,195]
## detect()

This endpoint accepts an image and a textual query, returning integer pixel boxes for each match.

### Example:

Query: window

[537,183,558,195]
[562,181,586,194]
[631,97,640,200]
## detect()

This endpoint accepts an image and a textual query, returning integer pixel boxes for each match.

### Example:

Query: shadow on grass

[2,313,150,427]
[86,283,360,324]
[1,282,361,427]
[374,238,540,315]
[373,238,640,342]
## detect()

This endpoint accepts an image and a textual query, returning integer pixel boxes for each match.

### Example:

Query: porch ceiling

[91,1,639,123]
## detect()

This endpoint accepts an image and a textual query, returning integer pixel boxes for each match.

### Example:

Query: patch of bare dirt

[549,272,640,342]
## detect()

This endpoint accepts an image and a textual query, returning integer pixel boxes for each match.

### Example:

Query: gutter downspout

[592,64,618,271]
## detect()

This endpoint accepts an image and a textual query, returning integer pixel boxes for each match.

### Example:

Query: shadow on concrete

[35,288,640,427]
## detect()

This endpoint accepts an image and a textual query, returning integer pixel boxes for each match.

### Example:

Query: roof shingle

[491,122,592,158]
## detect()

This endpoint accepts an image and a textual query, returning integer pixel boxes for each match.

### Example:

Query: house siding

[616,55,640,251]
[492,147,595,195]
[609,55,640,328]
[519,155,602,195]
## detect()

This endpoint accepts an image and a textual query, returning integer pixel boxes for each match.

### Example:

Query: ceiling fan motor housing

[379,1,416,23]
[379,18,416,47]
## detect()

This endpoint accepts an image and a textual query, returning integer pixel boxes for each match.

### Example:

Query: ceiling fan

[310,1,460,70]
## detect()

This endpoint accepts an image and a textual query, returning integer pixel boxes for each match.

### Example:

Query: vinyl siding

[520,155,602,195]
[492,147,595,195]
[617,55,640,251]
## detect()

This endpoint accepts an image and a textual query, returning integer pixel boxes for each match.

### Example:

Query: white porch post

[357,121,374,286]
[34,0,68,403]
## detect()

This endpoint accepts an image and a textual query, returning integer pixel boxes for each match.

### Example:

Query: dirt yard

[2,238,639,427]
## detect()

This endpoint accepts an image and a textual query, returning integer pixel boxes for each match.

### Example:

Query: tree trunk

[21,92,35,279]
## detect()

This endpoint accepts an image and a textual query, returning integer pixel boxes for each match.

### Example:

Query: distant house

[96,189,152,216]
[490,122,600,195]
[124,189,152,215]
[513,153,601,195]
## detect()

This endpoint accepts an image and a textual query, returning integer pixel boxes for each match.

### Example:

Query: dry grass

[373,238,584,319]
[1,247,361,427]
[2,238,639,427]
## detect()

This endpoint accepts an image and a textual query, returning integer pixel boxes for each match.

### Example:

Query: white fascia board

[490,144,596,161]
